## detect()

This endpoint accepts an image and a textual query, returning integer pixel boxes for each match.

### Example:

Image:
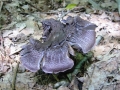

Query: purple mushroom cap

[41,43,74,74]
[20,39,44,72]
[20,16,97,73]
[64,16,97,53]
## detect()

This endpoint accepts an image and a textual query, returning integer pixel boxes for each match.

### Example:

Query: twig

[52,74,59,82]
[0,1,3,12]
[57,10,70,21]
[12,62,19,90]
[95,35,103,45]
[25,1,42,12]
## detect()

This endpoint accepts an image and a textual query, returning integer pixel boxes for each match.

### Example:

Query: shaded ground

[0,1,120,90]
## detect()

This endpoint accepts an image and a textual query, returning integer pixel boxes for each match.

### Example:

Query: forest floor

[0,1,120,90]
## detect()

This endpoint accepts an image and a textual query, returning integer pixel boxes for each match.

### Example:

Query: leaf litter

[82,12,120,90]
[0,1,120,90]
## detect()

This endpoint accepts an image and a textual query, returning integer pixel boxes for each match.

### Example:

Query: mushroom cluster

[20,16,97,74]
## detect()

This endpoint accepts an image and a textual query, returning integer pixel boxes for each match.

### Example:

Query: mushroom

[41,43,74,74]
[41,18,64,42]
[20,16,97,73]
[20,38,44,72]
[64,16,97,53]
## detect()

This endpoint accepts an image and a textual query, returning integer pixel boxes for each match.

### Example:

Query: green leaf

[88,0,101,10]
[65,4,77,10]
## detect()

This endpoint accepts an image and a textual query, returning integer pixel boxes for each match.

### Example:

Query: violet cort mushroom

[20,18,74,73]
[20,38,44,72]
[73,16,97,53]
[41,18,65,42]
[20,16,97,73]
[41,43,74,74]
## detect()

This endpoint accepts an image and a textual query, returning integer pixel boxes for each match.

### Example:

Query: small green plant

[65,3,77,10]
